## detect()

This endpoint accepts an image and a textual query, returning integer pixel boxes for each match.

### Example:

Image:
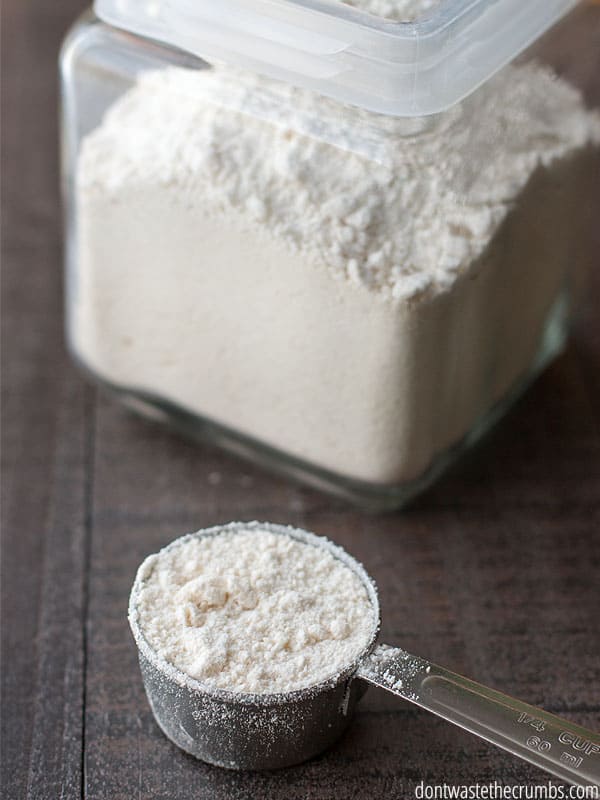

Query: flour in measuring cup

[130,524,377,694]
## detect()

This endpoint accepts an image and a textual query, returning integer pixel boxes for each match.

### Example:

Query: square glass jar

[60,2,600,509]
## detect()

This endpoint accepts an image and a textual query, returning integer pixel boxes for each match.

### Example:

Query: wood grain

[2,3,599,798]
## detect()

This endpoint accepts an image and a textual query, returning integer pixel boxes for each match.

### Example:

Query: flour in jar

[129,523,377,694]
[341,0,440,21]
[72,42,600,485]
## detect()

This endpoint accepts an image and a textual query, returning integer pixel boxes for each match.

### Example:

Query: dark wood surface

[2,3,599,798]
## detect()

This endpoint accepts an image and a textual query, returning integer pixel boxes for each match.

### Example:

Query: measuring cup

[128,522,600,785]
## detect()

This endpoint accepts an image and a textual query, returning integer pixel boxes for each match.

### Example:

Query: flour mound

[79,62,600,303]
[342,0,440,22]
[132,525,377,694]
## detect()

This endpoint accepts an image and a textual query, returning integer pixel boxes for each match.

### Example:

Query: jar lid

[94,0,577,116]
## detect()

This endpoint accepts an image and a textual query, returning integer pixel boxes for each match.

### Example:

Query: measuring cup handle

[356,645,600,788]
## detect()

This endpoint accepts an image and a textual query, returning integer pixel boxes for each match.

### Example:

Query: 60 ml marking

[526,735,552,753]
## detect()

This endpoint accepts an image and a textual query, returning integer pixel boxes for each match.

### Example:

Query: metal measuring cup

[128,522,600,785]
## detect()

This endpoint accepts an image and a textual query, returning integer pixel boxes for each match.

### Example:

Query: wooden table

[2,3,599,797]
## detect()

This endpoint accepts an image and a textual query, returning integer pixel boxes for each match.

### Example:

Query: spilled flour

[130,523,378,694]
[358,644,428,700]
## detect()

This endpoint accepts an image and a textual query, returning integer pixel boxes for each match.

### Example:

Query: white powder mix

[72,56,600,484]
[342,0,440,21]
[130,524,378,694]
[78,63,599,301]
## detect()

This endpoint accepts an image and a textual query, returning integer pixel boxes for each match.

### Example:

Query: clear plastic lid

[94,0,578,116]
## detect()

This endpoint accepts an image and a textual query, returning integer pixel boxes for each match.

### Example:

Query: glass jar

[60,1,600,510]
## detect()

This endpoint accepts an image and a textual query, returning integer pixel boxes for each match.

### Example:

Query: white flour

[342,0,439,21]
[77,63,598,302]
[72,56,600,484]
[130,524,377,694]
